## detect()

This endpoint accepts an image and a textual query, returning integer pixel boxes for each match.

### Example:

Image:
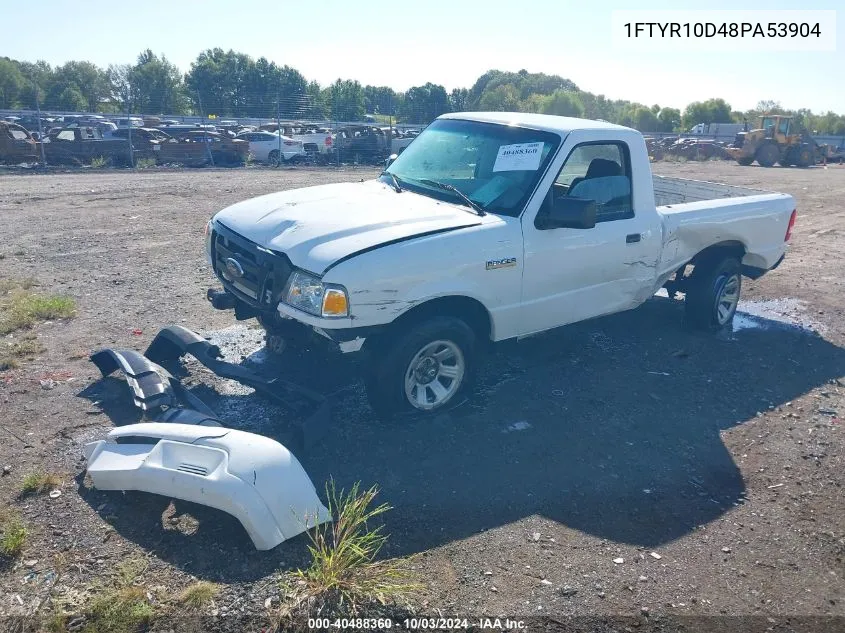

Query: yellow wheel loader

[728,115,816,168]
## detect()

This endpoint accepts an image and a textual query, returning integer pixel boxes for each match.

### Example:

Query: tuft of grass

[0,278,38,293]
[178,581,219,609]
[90,156,109,168]
[0,284,76,335]
[280,481,418,620]
[84,585,155,633]
[20,471,63,496]
[135,157,157,169]
[1,332,45,370]
[78,557,154,633]
[115,557,148,586]
[1,512,28,558]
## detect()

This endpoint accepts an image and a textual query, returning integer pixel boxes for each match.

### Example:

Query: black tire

[736,156,754,166]
[755,143,779,167]
[796,144,814,167]
[365,316,476,419]
[684,255,742,332]
[268,150,281,166]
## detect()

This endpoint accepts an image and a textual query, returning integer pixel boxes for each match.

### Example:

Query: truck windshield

[383,118,561,217]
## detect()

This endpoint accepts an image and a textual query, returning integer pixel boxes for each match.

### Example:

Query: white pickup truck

[204,112,796,417]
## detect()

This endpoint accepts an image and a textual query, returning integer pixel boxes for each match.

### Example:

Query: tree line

[2,51,844,135]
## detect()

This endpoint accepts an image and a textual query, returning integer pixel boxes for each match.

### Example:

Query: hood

[213,180,482,274]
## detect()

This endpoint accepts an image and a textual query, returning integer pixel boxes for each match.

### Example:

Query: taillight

[785,209,797,242]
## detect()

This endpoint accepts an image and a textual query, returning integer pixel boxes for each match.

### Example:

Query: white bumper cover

[84,423,330,550]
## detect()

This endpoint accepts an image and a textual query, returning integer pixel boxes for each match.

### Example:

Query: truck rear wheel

[755,143,779,167]
[684,256,742,332]
[736,156,754,166]
[365,316,476,418]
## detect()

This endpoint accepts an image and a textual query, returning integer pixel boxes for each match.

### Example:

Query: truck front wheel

[684,256,742,332]
[365,317,476,418]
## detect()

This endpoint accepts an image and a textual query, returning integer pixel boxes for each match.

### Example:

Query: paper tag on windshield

[493,142,543,172]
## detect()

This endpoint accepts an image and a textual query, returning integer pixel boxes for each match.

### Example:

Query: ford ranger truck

[204,112,796,417]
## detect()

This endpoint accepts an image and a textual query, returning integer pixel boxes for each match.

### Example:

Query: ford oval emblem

[224,257,244,279]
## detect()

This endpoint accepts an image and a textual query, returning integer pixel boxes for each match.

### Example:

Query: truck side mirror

[385,153,398,169]
[536,196,597,230]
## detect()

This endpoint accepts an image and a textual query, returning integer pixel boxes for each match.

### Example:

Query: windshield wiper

[417,178,486,216]
[380,171,403,193]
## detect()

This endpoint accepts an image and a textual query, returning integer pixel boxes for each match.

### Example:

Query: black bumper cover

[90,325,331,451]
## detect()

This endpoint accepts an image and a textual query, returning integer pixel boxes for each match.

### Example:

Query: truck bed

[653,175,771,206]
[652,175,795,285]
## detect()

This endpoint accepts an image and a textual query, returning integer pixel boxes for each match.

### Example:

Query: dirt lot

[0,162,844,630]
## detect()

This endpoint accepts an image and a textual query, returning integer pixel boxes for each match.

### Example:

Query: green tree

[186,48,241,116]
[401,83,450,124]
[657,107,681,132]
[303,81,327,119]
[16,60,51,109]
[478,84,521,112]
[449,88,469,112]
[681,98,733,129]
[363,85,396,115]
[540,90,584,118]
[631,107,659,132]
[128,50,187,114]
[107,64,132,111]
[579,93,613,121]
[468,69,577,109]
[329,79,365,121]
[54,85,87,111]
[0,58,25,108]
[46,61,109,111]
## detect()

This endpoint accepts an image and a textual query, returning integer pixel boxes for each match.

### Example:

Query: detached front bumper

[84,422,330,550]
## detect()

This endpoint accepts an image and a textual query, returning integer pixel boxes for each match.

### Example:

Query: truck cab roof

[438,111,633,135]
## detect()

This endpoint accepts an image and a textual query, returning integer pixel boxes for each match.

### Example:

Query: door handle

[626,233,641,243]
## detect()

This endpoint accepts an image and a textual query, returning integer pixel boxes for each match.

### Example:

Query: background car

[236,131,305,164]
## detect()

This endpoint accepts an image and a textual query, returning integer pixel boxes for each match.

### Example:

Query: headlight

[283,270,349,318]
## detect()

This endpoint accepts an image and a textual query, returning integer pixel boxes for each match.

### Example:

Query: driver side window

[550,142,633,222]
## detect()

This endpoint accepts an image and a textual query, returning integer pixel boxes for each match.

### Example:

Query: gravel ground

[0,162,843,629]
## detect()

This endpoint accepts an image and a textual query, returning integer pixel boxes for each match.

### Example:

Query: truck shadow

[76,295,845,580]
[296,295,845,555]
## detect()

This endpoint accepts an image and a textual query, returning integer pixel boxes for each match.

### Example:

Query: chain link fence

[3,105,845,170]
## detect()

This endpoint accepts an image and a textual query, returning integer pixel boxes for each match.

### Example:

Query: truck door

[519,137,660,336]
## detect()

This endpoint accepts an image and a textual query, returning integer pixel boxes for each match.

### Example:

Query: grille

[212,224,293,308]
[177,463,208,476]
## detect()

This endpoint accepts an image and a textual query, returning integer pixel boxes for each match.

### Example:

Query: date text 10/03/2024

[307,617,527,630]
